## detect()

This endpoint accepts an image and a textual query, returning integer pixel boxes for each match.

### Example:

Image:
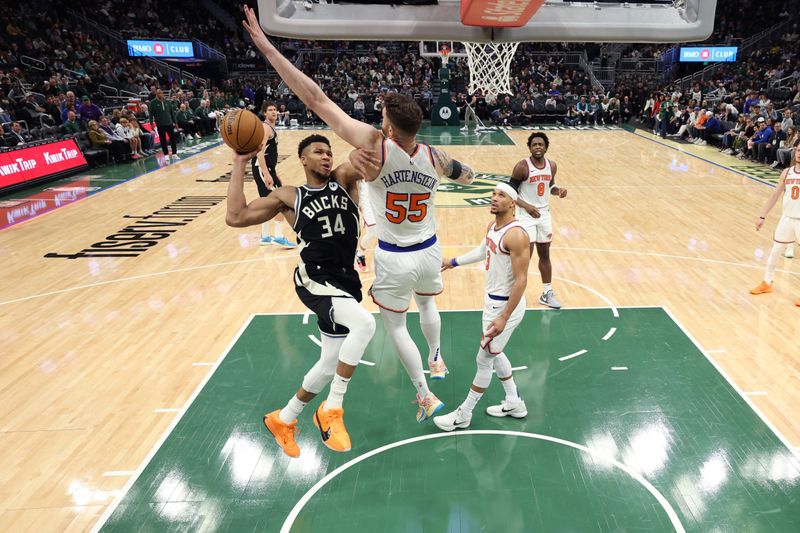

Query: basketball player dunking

[435,183,531,431]
[509,132,568,309]
[227,134,376,457]
[252,100,296,248]
[750,145,800,307]
[243,4,476,423]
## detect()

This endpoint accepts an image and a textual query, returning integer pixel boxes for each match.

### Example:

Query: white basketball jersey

[518,157,554,209]
[783,166,800,219]
[367,138,440,246]
[484,220,526,297]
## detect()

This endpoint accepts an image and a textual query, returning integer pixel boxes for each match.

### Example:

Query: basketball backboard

[257,0,717,44]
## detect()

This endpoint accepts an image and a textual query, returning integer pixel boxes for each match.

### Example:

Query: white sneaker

[486,399,528,419]
[785,245,794,259]
[433,407,471,432]
[171,154,180,161]
[195,133,201,139]
[539,290,562,309]
[770,161,780,168]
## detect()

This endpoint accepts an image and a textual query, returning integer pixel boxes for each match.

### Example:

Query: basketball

[220,109,264,154]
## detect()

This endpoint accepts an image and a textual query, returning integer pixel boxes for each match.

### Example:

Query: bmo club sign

[0,139,88,190]
[127,40,194,58]
[679,46,738,63]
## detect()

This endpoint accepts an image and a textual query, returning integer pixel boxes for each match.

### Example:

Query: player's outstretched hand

[484,316,507,339]
[349,148,381,179]
[441,258,455,271]
[558,188,568,198]
[756,217,765,231]
[242,5,274,54]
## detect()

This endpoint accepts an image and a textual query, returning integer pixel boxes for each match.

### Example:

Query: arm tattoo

[432,147,474,184]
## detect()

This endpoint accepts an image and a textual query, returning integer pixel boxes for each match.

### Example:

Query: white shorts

[518,208,553,243]
[774,216,800,244]
[480,295,526,355]
[370,240,443,312]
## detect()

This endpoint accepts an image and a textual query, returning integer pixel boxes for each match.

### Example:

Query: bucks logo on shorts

[435,173,511,207]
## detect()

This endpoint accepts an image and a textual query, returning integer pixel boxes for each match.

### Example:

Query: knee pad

[493,352,513,379]
[302,358,337,394]
[339,314,376,366]
[474,349,494,388]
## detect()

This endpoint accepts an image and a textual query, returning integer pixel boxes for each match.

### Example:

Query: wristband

[450,258,458,268]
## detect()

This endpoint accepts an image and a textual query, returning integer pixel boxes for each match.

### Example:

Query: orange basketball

[220,109,265,154]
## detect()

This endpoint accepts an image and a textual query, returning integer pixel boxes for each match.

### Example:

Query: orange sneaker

[264,410,300,458]
[313,402,351,452]
[749,281,773,295]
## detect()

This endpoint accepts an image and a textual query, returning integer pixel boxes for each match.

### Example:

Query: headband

[494,182,518,202]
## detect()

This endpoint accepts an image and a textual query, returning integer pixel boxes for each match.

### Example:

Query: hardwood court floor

[0,128,798,532]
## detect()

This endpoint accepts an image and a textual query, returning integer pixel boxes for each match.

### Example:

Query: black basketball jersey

[264,123,278,174]
[293,180,360,271]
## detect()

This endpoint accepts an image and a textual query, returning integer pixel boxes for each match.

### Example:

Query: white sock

[273,221,283,238]
[764,243,787,283]
[501,377,519,401]
[325,373,350,409]
[543,283,552,293]
[261,222,269,239]
[415,295,441,364]
[459,389,483,416]
[279,395,307,424]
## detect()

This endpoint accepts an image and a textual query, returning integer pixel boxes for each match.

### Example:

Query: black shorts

[294,264,362,336]
[251,159,281,198]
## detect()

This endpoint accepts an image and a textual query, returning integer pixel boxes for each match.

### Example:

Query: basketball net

[464,41,520,102]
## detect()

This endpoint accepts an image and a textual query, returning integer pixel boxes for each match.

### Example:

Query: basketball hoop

[463,41,520,101]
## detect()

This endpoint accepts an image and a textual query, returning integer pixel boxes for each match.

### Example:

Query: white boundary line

[359,359,376,367]
[89,314,257,533]
[558,349,588,362]
[611,367,628,371]
[662,307,800,462]
[279,430,686,533]
[552,276,619,317]
[602,327,617,341]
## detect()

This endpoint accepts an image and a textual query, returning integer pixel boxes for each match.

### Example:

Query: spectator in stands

[276,103,289,126]
[63,110,82,135]
[621,96,633,123]
[658,96,676,139]
[353,96,365,121]
[564,105,579,126]
[196,99,216,135]
[149,88,179,161]
[129,118,153,153]
[774,126,798,168]
[87,119,127,162]
[742,118,772,160]
[700,111,723,146]
[6,121,30,146]
[576,96,589,125]
[99,116,131,160]
[721,115,746,153]
[117,117,144,158]
[176,102,200,139]
[781,108,794,131]
[43,95,61,125]
[78,96,103,126]
[760,121,785,164]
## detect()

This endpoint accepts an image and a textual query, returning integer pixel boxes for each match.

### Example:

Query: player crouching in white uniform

[435,183,532,431]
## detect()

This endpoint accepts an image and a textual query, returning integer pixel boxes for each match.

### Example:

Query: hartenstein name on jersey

[380,169,437,190]
[300,193,350,220]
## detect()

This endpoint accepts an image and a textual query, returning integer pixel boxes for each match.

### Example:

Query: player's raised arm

[756,168,788,230]
[226,151,293,227]
[242,5,382,151]
[510,159,539,219]
[430,146,475,184]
